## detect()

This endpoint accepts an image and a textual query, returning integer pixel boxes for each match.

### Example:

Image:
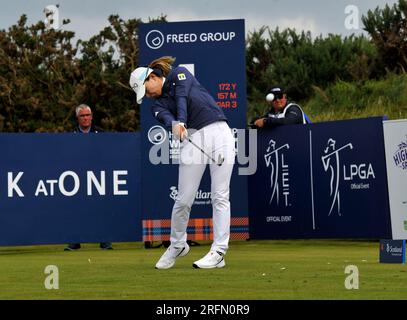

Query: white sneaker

[193,250,225,269]
[155,243,190,269]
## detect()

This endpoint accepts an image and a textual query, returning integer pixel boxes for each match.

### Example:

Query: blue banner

[249,117,392,239]
[0,133,141,246]
[0,117,395,245]
[248,124,312,239]
[139,20,248,241]
[380,240,406,264]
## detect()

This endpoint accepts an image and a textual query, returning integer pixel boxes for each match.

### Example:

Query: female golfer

[130,56,235,269]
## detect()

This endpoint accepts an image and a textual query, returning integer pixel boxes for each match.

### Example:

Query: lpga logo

[393,136,407,170]
[264,139,290,206]
[321,139,353,216]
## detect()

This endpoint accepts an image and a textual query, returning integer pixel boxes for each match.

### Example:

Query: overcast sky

[0,0,399,40]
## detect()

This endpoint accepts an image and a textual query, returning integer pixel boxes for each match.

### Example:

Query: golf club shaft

[186,137,219,164]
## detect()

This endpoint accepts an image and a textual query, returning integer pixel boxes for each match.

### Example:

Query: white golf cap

[129,67,154,104]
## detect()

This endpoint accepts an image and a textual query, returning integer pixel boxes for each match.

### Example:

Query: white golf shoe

[155,243,190,269]
[193,250,226,269]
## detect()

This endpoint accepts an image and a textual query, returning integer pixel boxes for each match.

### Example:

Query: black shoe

[64,244,81,251]
[100,242,113,250]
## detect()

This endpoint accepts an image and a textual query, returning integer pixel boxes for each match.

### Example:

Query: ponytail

[148,56,176,77]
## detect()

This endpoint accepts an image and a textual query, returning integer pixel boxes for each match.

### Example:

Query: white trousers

[170,121,235,254]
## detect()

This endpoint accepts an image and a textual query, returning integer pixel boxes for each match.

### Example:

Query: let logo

[177,73,186,81]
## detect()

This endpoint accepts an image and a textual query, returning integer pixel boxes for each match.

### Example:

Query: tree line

[0,1,406,132]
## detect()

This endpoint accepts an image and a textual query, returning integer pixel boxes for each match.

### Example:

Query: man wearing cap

[252,87,310,128]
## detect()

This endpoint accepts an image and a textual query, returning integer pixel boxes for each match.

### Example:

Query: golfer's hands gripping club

[172,122,188,141]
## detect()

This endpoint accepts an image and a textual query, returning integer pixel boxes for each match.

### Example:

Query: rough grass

[247,73,407,124]
[304,73,407,123]
[0,240,406,300]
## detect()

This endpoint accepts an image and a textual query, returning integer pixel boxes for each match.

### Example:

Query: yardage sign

[139,20,249,241]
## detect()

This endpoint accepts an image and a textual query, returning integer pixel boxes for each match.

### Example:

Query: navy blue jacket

[252,102,311,128]
[151,66,227,131]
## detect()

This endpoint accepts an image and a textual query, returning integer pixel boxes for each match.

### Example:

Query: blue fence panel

[249,117,392,239]
[0,133,141,246]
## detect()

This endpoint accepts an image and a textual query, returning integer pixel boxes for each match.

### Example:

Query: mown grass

[0,240,406,300]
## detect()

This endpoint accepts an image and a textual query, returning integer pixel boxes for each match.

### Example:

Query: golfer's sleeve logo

[177,73,186,81]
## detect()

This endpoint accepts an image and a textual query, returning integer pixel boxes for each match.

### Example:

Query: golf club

[186,137,224,166]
